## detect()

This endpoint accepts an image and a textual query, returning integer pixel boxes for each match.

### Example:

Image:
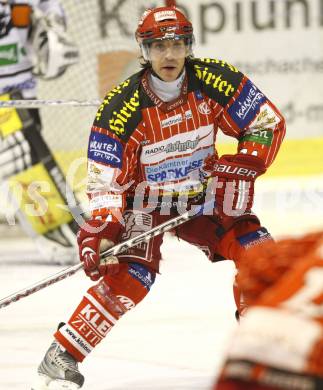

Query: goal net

[40,0,166,201]
[0,0,167,256]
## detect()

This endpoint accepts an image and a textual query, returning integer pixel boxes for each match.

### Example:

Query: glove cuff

[221,153,267,178]
[78,219,122,243]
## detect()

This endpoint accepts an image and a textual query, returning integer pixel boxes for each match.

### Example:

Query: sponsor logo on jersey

[161,110,192,128]
[108,89,140,136]
[228,79,266,129]
[237,227,272,249]
[248,103,280,130]
[118,211,153,261]
[145,146,213,184]
[95,79,131,121]
[87,161,117,191]
[145,134,203,156]
[161,113,182,128]
[240,103,280,146]
[198,101,211,115]
[88,132,123,168]
[121,212,153,242]
[0,43,18,65]
[89,193,123,212]
[194,64,236,97]
[128,263,155,290]
[146,157,204,182]
[241,129,273,147]
[142,126,213,163]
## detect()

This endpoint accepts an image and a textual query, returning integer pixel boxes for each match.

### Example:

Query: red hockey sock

[54,263,154,361]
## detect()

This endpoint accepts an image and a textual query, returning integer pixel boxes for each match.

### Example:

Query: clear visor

[141,36,194,62]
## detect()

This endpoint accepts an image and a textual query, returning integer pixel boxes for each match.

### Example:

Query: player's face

[150,39,187,82]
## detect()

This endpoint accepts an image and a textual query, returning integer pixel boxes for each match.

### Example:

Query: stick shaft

[0,99,101,108]
[0,201,214,309]
[0,263,83,309]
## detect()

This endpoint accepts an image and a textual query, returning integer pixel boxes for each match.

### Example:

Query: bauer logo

[228,80,266,129]
[88,132,123,168]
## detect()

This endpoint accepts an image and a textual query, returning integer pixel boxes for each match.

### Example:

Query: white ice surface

[1,178,322,390]
[0,236,237,390]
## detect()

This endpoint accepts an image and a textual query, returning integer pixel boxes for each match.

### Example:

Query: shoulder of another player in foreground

[187,57,244,107]
[93,69,146,142]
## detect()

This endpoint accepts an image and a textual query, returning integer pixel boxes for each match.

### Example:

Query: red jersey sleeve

[219,76,286,167]
[86,74,144,221]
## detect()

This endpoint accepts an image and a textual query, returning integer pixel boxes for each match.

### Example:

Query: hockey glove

[203,154,266,218]
[77,219,122,281]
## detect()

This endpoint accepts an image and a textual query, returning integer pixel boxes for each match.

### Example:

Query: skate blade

[31,374,81,390]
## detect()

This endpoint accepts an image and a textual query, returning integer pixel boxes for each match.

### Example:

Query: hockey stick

[0,200,214,310]
[0,99,101,108]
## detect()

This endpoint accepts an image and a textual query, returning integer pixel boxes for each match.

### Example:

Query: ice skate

[31,340,84,390]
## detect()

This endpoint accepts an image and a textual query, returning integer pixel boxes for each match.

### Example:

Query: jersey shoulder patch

[94,70,144,142]
[190,57,244,107]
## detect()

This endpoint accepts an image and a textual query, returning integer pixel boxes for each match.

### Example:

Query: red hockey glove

[77,219,122,281]
[203,154,266,218]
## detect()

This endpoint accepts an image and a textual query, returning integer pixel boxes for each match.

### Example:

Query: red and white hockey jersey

[87,57,286,219]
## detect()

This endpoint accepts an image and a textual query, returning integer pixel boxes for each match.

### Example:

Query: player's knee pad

[55,263,156,361]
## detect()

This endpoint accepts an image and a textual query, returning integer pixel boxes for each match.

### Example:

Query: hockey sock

[54,263,155,361]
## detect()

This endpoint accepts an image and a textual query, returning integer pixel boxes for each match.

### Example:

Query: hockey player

[32,6,286,389]
[213,231,323,390]
[0,0,79,263]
